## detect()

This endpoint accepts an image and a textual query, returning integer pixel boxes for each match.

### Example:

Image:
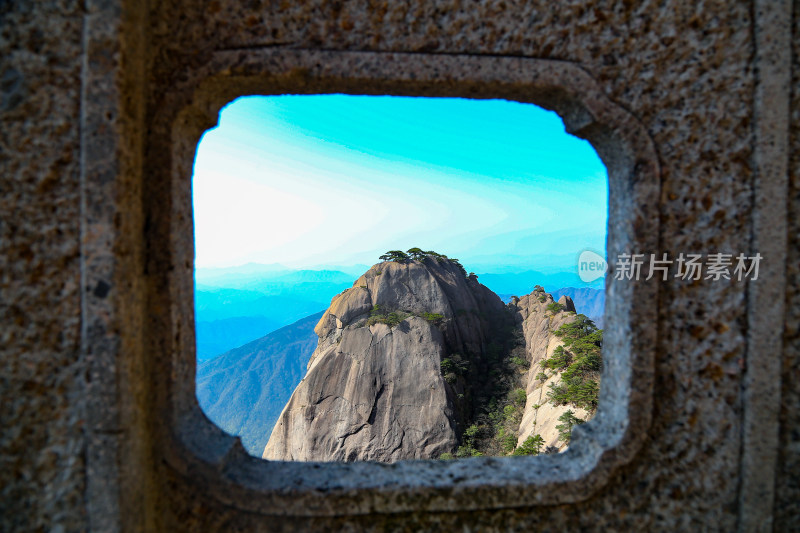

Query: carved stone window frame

[150,49,660,516]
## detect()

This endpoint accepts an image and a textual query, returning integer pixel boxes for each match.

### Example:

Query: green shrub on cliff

[510,356,529,368]
[555,410,584,443]
[453,424,483,457]
[542,346,571,371]
[512,434,545,456]
[406,247,426,259]
[440,355,469,383]
[450,259,467,277]
[366,305,407,327]
[377,248,470,278]
[379,250,409,262]
[419,312,444,324]
[512,388,527,407]
[497,428,517,453]
[544,315,603,411]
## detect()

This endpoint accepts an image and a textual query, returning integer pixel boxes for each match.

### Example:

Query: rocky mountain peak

[263,254,509,462]
[308,256,503,371]
[262,254,602,462]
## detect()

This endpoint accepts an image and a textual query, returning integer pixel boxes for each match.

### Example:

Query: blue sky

[192,94,607,273]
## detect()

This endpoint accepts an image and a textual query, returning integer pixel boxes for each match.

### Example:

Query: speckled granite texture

[776,0,800,529]
[1,2,86,531]
[0,0,796,531]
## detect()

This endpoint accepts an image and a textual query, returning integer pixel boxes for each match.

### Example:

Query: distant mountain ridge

[196,266,364,289]
[196,311,323,455]
[195,315,281,360]
[476,270,603,296]
[194,271,356,360]
[195,287,343,323]
[551,287,605,328]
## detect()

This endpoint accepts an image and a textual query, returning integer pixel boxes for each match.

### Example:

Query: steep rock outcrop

[263,257,507,462]
[551,287,604,328]
[511,292,591,451]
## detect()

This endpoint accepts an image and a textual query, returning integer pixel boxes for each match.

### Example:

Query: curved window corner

[148,49,660,516]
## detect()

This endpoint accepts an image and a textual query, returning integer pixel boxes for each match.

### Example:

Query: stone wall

[777,0,800,526]
[1,0,797,531]
[1,3,86,530]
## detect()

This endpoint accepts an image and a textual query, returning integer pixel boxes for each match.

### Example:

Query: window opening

[192,94,608,462]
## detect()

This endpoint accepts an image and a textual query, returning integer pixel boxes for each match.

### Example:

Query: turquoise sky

[192,94,607,272]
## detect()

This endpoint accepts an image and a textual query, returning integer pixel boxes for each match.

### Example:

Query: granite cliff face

[263,255,600,462]
[509,292,592,452]
[263,257,509,462]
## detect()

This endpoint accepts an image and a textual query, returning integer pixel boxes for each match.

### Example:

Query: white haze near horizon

[192,95,607,276]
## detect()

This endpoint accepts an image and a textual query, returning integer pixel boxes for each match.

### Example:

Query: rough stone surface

[311,259,504,367]
[265,280,594,461]
[1,0,797,531]
[775,1,800,529]
[264,258,505,461]
[0,3,86,531]
[265,317,457,462]
[512,292,590,451]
